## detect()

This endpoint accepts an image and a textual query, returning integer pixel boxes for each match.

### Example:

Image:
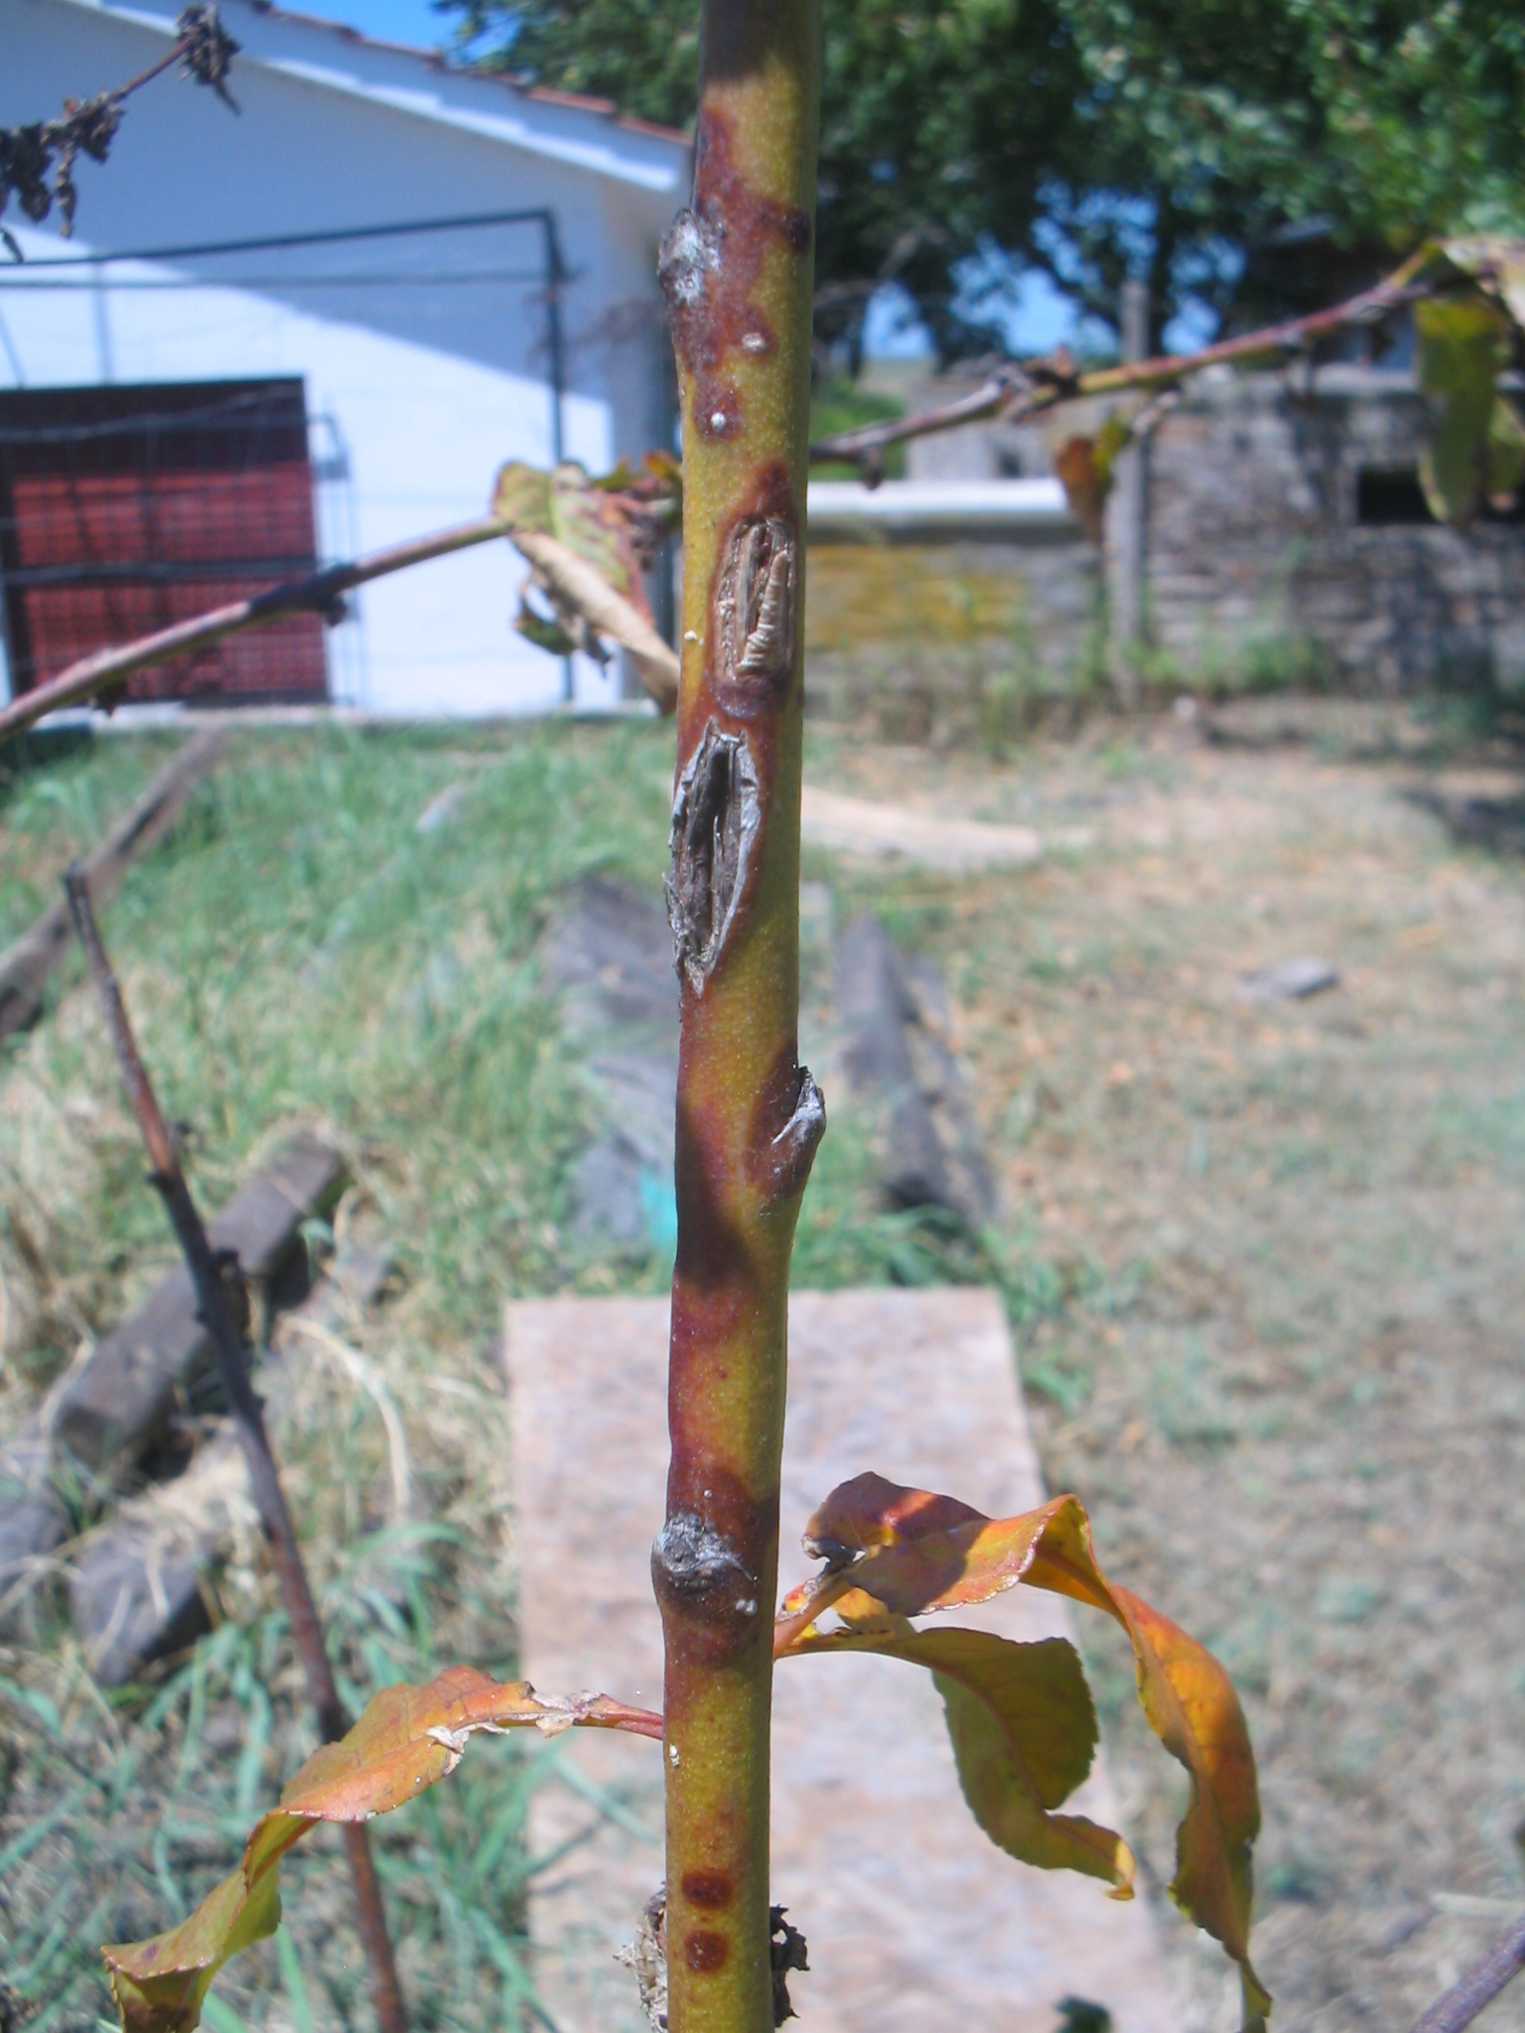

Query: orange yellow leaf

[782,1620,1134,1895]
[783,1474,1269,2029]
[1054,436,1108,543]
[103,1667,660,2033]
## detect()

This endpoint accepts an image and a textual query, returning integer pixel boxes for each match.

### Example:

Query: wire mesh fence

[0,380,327,704]
[0,211,657,714]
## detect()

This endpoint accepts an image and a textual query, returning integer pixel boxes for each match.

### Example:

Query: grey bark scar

[717,516,797,714]
[666,720,762,993]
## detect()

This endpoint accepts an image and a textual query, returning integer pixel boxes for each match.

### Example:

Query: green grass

[1,723,677,2029]
[4,723,679,1370]
[1,730,184,945]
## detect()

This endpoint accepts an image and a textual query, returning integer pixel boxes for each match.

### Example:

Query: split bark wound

[667,723,761,993]
[718,518,797,712]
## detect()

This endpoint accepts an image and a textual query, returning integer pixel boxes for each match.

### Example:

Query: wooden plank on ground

[52,1130,345,1469]
[503,1287,1179,2033]
[69,1240,393,1685]
[0,726,228,1040]
[0,1133,344,1635]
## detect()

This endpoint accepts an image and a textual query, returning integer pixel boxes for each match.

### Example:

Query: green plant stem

[653,6,822,2031]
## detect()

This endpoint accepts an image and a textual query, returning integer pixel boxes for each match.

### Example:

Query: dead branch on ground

[63,872,409,2033]
[1410,1911,1525,2033]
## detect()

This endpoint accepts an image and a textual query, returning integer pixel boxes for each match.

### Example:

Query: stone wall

[1140,369,1525,691]
[891,365,1525,694]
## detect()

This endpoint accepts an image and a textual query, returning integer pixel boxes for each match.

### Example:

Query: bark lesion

[667,722,762,992]
[718,518,797,713]
[652,1512,762,1640]
[760,1066,825,1202]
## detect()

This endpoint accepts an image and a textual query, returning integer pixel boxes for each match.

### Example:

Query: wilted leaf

[490,459,677,708]
[103,1668,660,2033]
[515,597,579,659]
[642,447,683,491]
[492,458,651,610]
[1091,412,1134,492]
[1415,295,1514,528]
[490,459,555,532]
[1487,395,1525,512]
[514,529,679,708]
[782,1473,1269,2029]
[781,1618,1134,1894]
[1055,436,1108,542]
[594,447,683,504]
[1435,236,1525,333]
[1053,410,1137,544]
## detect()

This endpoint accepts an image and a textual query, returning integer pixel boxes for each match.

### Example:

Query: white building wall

[0,0,684,716]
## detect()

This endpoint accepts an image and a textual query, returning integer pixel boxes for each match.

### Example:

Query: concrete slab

[801,788,1048,871]
[503,1287,1179,2033]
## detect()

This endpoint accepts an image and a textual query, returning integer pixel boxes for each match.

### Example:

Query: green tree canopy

[439,0,1525,361]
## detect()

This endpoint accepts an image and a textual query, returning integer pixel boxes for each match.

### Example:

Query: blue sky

[320,0,1089,356]
[340,0,453,50]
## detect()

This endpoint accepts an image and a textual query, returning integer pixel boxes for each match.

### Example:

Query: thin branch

[0,517,504,743]
[0,254,1475,746]
[0,509,678,747]
[571,1701,667,1742]
[806,261,1447,472]
[63,872,409,2033]
[1410,1912,1525,2033]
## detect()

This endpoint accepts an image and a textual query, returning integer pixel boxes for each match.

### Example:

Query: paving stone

[503,1287,1178,2033]
[836,913,999,1228]
[542,874,678,1255]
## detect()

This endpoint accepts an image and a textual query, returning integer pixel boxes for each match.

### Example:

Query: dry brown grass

[817,696,1525,2029]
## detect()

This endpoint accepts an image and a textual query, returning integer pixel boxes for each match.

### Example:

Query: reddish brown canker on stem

[655,6,822,2031]
[661,112,810,446]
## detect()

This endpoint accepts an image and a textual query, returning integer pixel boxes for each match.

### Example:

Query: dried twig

[1,5,239,253]
[63,872,408,2033]
[1410,1912,1525,2033]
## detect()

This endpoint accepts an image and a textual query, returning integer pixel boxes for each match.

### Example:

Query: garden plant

[5,7,1525,2033]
